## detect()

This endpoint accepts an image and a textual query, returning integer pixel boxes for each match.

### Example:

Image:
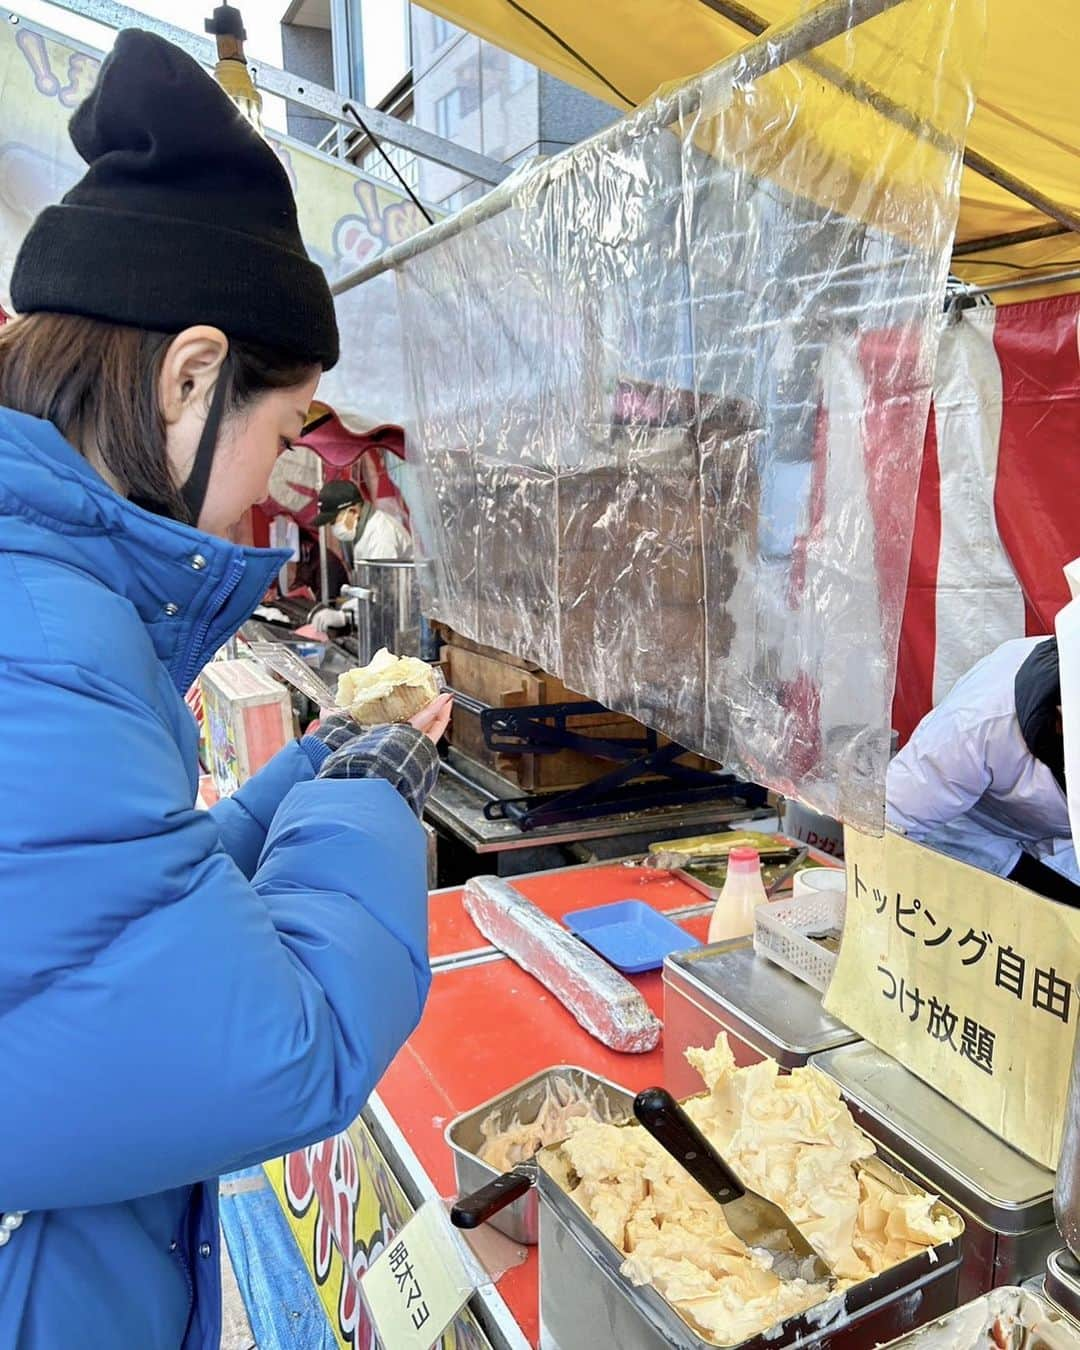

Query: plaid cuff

[317,724,440,817]
[302,712,362,774]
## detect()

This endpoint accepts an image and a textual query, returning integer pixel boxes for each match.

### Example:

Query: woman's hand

[409,692,453,745]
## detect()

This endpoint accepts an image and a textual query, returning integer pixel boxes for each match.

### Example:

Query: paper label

[825,827,1080,1168]
[360,1199,482,1350]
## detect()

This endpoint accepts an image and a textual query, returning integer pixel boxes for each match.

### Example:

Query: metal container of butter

[663,939,859,1096]
[878,1285,1080,1347]
[537,1146,964,1350]
[812,1042,1057,1302]
[446,1065,634,1246]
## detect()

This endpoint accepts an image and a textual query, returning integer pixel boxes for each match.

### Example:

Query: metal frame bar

[36,0,510,186]
[331,0,907,296]
[952,222,1071,256]
[699,0,1080,243]
[953,265,1080,300]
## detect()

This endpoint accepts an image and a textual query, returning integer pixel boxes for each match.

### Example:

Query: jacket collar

[1015,637,1065,793]
[0,408,288,693]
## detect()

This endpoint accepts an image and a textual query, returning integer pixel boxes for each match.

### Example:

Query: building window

[432,16,455,46]
[506,54,531,96]
[434,89,459,139]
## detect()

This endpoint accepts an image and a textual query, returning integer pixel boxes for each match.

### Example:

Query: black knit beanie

[10,29,338,369]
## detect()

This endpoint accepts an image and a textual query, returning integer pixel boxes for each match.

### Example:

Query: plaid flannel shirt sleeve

[316,724,440,818]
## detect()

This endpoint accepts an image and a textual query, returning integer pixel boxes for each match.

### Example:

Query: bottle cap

[728,848,761,873]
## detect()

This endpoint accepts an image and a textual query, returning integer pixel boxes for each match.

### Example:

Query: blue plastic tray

[562,899,700,974]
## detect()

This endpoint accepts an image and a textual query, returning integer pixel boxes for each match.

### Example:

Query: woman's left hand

[409,692,453,745]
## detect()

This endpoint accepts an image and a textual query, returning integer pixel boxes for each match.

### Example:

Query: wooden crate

[440,634,714,793]
[200,659,293,797]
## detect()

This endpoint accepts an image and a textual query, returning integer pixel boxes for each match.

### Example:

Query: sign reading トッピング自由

[824,828,1080,1169]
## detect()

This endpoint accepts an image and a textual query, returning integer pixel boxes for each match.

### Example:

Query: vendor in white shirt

[887,636,1080,906]
[309,478,412,635]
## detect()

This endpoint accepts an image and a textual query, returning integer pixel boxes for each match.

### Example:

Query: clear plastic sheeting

[394,0,983,830]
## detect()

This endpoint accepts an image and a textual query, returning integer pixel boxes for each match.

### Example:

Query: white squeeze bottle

[708,847,768,942]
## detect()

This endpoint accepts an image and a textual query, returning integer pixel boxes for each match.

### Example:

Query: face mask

[331,521,353,542]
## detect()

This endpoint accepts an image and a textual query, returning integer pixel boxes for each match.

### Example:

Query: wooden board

[442,642,691,792]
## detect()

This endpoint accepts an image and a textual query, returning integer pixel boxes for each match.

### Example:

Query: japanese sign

[360,1199,482,1350]
[825,827,1080,1169]
[265,1119,489,1350]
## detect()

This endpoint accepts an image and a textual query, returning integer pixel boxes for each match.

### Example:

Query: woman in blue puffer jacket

[0,29,450,1349]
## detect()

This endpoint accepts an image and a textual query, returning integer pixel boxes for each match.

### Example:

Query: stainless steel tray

[812,1042,1054,1233]
[879,1285,1080,1347]
[537,1142,964,1350]
[446,1065,633,1245]
[664,940,858,1065]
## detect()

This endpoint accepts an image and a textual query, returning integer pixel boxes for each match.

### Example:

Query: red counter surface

[429,862,705,962]
[379,865,712,1347]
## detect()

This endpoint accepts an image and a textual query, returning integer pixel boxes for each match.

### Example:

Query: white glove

[312,607,350,634]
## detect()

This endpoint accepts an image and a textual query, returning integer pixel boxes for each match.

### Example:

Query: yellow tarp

[415,0,1080,300]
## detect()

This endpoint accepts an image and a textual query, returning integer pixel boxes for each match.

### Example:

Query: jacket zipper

[178,556,246,692]
[174,1242,195,1340]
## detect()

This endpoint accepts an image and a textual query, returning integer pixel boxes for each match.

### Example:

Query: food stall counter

[428,861,710,963]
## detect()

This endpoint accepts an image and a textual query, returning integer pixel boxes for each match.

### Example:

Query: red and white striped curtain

[894,292,1080,742]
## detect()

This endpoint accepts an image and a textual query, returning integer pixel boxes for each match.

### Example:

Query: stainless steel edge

[662,941,858,1065]
[812,1043,1055,1232]
[1045,1249,1080,1324]
[445,1066,635,1246]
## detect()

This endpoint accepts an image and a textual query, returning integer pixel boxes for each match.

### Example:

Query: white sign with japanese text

[359,1198,483,1350]
[825,827,1080,1168]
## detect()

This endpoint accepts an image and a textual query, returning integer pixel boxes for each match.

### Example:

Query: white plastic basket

[753,890,846,993]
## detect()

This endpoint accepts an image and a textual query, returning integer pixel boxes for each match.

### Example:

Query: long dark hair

[0,313,316,522]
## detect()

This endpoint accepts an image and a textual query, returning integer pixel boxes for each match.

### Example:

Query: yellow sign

[825,828,1080,1169]
[361,1199,478,1350]
[265,1118,489,1350]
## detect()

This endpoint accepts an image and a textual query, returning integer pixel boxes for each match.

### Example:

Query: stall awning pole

[331,0,907,297]
[701,0,1080,241]
[956,266,1080,300]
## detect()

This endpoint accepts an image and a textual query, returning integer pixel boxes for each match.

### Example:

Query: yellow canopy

[415,0,1080,301]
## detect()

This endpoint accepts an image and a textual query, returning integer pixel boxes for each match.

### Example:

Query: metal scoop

[634,1087,832,1284]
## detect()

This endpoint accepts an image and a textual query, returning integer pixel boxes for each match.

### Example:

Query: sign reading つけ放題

[824,827,1080,1169]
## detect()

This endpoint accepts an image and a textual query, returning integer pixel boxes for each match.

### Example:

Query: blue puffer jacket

[0,409,431,1348]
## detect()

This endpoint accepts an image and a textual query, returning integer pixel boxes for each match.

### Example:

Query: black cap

[10,29,338,369]
[315,478,364,526]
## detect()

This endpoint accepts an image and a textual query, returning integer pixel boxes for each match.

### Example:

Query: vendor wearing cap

[310,477,413,635]
[0,29,449,1348]
[887,636,1080,905]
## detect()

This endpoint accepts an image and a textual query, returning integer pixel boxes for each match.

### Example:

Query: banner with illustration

[265,1118,491,1350]
[0,13,430,426]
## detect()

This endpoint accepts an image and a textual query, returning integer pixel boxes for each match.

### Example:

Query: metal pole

[954,265,1080,299]
[317,470,331,609]
[699,0,1080,241]
[332,0,907,296]
[952,222,1071,256]
[960,150,1080,239]
[35,0,510,186]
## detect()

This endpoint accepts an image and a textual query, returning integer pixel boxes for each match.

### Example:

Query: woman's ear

[159,326,229,426]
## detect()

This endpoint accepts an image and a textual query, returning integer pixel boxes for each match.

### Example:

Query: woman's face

[199,374,320,537]
[160,326,319,538]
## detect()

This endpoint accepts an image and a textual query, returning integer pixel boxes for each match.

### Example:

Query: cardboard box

[199,659,293,797]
